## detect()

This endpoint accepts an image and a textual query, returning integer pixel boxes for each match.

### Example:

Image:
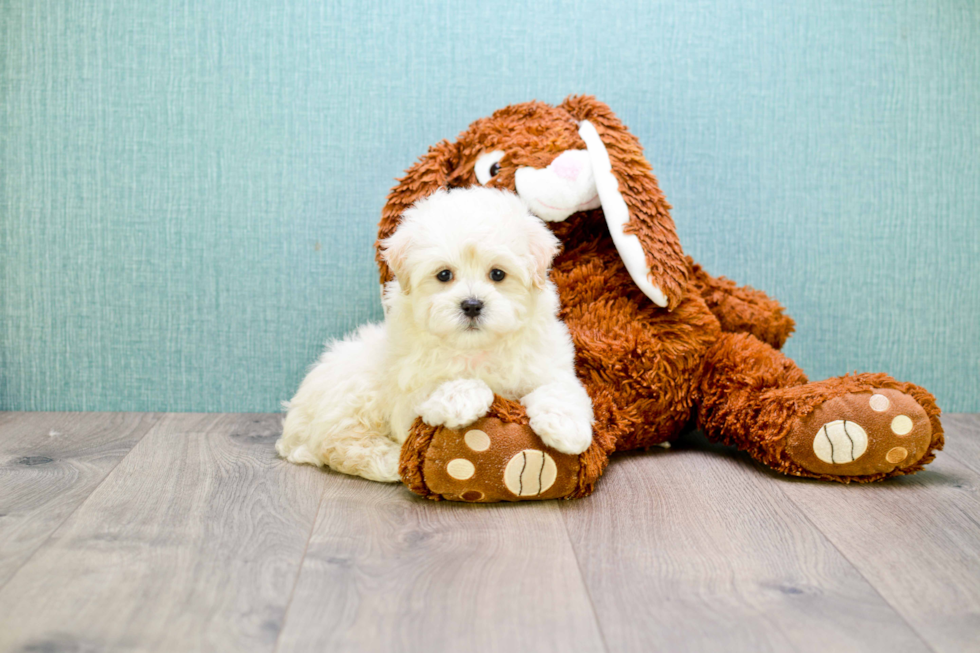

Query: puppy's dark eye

[489,268,506,282]
[489,162,501,178]
[436,269,453,282]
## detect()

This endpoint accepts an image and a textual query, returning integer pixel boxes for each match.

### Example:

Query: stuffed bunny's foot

[399,396,609,502]
[785,388,934,477]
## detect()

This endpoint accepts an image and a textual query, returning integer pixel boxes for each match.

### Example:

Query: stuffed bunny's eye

[475,151,505,185]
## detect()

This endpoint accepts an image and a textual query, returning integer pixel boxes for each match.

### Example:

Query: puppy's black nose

[460,298,484,318]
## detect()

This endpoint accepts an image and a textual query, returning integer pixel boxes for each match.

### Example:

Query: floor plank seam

[773,482,940,653]
[557,504,612,653]
[0,413,164,595]
[272,474,329,653]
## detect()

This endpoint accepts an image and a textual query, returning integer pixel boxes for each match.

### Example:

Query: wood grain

[559,441,931,653]
[0,412,161,587]
[275,474,606,653]
[1,413,978,653]
[0,413,325,653]
[776,414,980,653]
[941,414,980,475]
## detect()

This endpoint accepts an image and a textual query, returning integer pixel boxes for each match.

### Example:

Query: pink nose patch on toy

[549,151,584,180]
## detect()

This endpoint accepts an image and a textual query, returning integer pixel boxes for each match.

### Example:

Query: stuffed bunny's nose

[549,150,584,181]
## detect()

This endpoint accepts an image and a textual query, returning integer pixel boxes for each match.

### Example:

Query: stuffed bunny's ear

[560,96,688,310]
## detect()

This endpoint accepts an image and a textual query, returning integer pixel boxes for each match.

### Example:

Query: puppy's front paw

[418,379,494,429]
[522,387,593,455]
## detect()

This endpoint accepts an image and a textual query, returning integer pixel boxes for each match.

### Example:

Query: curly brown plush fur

[381,96,943,501]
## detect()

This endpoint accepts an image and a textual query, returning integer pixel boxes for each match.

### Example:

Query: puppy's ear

[523,215,561,289]
[559,95,688,310]
[379,224,414,294]
[377,139,460,285]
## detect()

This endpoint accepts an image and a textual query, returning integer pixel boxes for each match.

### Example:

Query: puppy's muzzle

[460,298,484,318]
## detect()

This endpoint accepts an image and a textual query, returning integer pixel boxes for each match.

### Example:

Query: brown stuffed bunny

[378,96,943,502]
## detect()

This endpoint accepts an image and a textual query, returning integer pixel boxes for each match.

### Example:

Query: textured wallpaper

[1,0,978,412]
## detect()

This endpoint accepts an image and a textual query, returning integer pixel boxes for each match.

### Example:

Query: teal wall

[2,1,978,413]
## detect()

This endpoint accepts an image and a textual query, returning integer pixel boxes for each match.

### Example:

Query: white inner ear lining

[578,120,669,308]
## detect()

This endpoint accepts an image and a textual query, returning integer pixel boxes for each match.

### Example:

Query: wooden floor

[0,413,978,652]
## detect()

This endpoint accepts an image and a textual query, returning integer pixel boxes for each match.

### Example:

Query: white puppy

[276,187,594,482]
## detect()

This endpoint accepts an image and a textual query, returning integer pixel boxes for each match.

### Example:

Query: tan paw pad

[504,450,557,497]
[464,429,491,451]
[869,393,890,412]
[446,458,475,480]
[886,447,908,463]
[812,420,868,464]
[891,415,913,436]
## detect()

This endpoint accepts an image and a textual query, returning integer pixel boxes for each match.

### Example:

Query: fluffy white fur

[276,187,595,482]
